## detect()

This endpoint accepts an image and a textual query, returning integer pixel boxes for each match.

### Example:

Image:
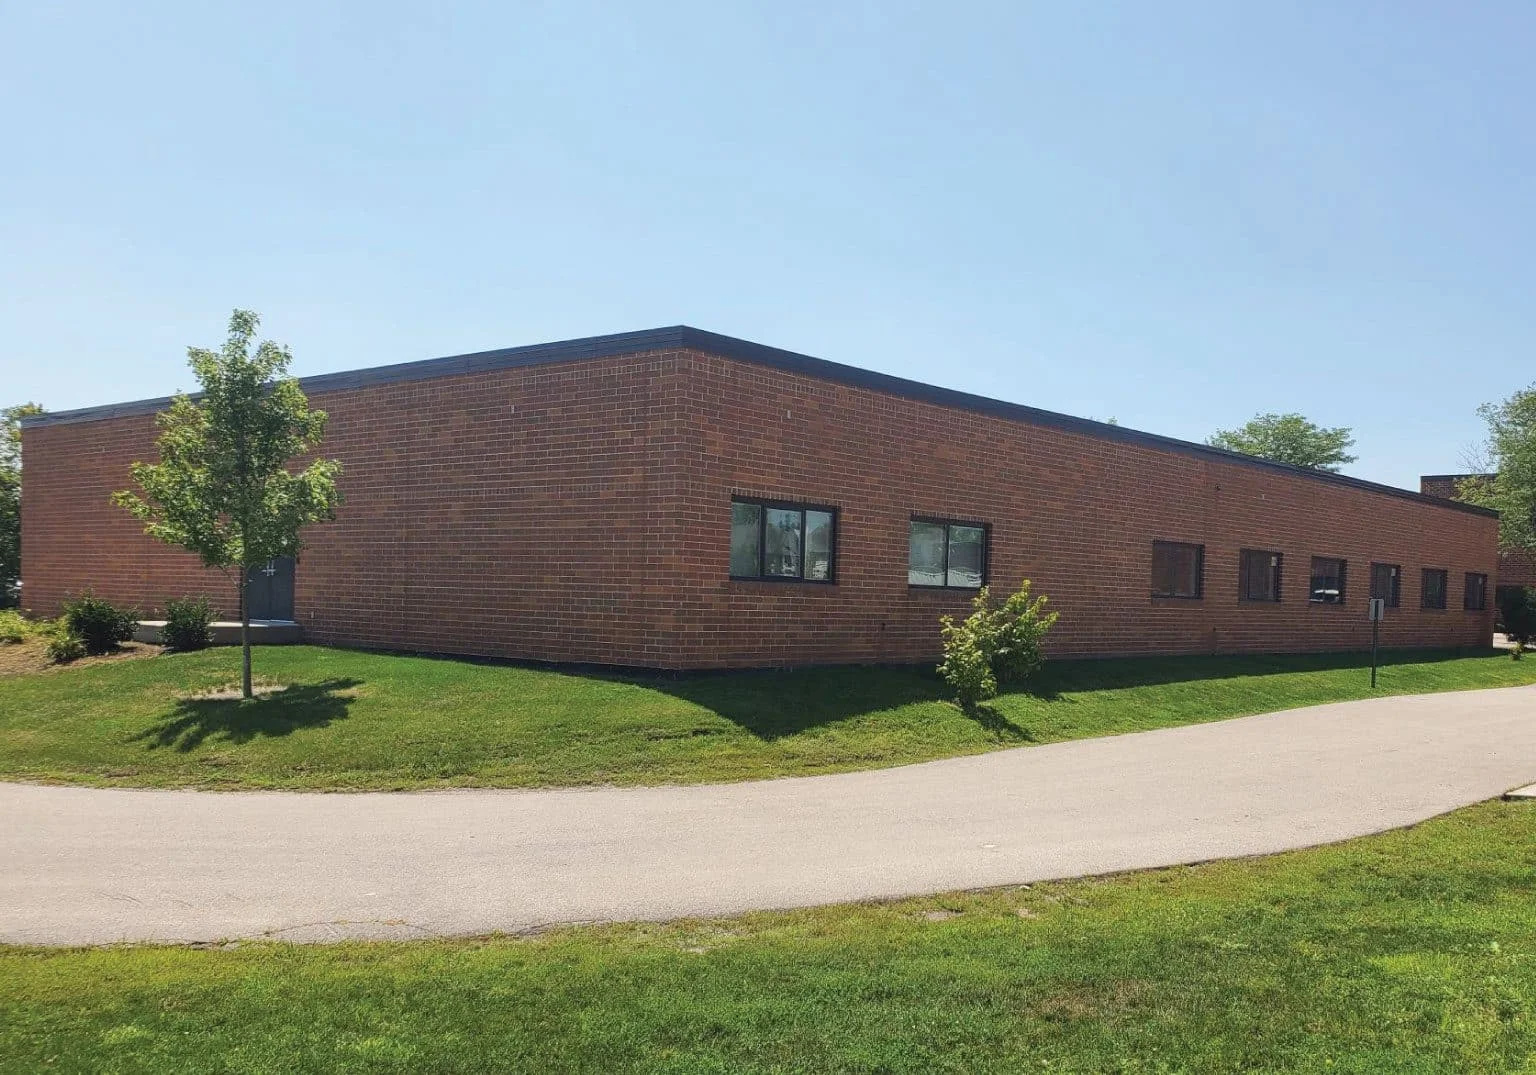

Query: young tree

[115,311,342,698]
[1457,385,1536,552]
[1,403,46,606]
[1207,413,1357,472]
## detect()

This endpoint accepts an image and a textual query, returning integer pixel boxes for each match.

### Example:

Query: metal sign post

[1368,598,1385,688]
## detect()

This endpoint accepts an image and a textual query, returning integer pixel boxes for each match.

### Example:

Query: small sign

[1368,598,1385,622]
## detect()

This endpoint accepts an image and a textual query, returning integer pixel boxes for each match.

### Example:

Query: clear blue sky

[4,2,1532,488]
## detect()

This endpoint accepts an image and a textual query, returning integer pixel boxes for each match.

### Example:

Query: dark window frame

[1309,556,1348,605]
[1369,562,1402,609]
[907,516,991,591]
[729,497,839,585]
[1238,548,1284,603]
[1464,572,1488,611]
[1421,567,1448,610]
[1150,540,1204,600]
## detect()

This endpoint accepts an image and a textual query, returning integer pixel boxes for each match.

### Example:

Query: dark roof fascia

[19,327,693,430]
[20,324,1498,519]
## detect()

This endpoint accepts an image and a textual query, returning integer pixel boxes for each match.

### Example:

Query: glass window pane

[1467,573,1486,610]
[908,521,946,586]
[1241,550,1280,601]
[1152,546,1174,595]
[762,508,803,578]
[1422,569,1447,609]
[1175,546,1198,596]
[1153,542,1199,597]
[1310,558,1344,603]
[730,502,762,577]
[1370,564,1399,607]
[805,510,834,581]
[946,526,985,588]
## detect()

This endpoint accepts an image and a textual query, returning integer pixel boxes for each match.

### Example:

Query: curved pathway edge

[4,684,1535,945]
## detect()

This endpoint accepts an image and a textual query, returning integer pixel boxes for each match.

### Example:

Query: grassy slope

[4,801,1534,1073]
[2,644,1535,790]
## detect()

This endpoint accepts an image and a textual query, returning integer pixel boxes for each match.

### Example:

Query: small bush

[1498,586,1536,644]
[938,580,1059,707]
[60,594,138,656]
[44,624,87,663]
[0,609,34,644]
[162,596,215,651]
[936,625,997,708]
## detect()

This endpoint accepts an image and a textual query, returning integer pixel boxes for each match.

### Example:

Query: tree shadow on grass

[644,665,1046,743]
[644,666,950,740]
[964,702,1036,743]
[131,678,362,753]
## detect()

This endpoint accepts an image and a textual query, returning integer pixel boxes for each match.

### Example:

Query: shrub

[936,621,998,708]
[938,580,1059,707]
[44,623,86,663]
[991,582,1057,686]
[60,593,138,655]
[162,596,215,651]
[1498,586,1536,644]
[0,609,33,644]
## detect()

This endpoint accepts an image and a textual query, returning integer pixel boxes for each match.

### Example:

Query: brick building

[21,326,1497,668]
[1419,474,1536,600]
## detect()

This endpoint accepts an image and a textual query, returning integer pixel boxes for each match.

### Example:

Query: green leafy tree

[1207,413,1357,472]
[1,402,45,607]
[1457,386,1536,553]
[114,311,342,698]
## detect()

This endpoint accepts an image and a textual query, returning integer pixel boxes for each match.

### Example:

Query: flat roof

[21,325,1497,519]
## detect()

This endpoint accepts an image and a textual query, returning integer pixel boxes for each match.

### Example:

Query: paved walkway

[4,685,1535,945]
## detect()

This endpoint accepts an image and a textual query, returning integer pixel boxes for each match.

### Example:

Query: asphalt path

[4,685,1534,945]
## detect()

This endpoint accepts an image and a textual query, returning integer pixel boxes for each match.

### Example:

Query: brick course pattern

[21,335,1497,668]
[1419,474,1536,591]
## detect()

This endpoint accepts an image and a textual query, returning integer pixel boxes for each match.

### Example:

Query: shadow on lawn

[647,666,948,740]
[131,678,362,753]
[647,666,1033,743]
[639,647,1496,741]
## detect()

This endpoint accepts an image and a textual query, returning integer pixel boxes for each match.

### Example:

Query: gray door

[245,557,295,621]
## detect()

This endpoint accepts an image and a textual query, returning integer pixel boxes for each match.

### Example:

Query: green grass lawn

[4,800,1534,1073]
[1,644,1534,790]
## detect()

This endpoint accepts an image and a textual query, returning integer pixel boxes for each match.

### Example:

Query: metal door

[245,557,295,620]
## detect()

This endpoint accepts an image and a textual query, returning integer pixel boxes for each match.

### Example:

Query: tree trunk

[240,568,253,700]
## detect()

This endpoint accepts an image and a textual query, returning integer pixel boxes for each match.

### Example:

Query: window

[1421,568,1448,610]
[1150,541,1203,599]
[908,518,988,589]
[730,499,836,582]
[1464,572,1488,611]
[1369,563,1401,608]
[1309,557,1346,604]
[1239,549,1282,602]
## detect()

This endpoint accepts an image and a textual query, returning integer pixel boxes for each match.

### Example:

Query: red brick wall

[1418,474,1536,590]
[22,350,690,666]
[20,413,236,617]
[22,345,1497,668]
[668,350,1496,666]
